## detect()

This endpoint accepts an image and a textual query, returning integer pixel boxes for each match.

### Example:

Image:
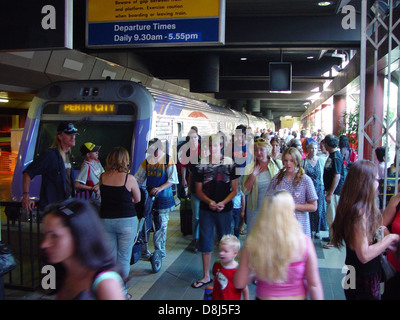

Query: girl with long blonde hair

[268,147,318,238]
[275,147,305,186]
[234,190,323,300]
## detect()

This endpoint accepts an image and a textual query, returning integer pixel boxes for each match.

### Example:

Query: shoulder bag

[0,241,17,277]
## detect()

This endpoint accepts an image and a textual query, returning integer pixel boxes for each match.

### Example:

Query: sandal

[191,279,213,288]
[323,243,334,249]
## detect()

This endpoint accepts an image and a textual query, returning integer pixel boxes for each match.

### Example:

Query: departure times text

[114,23,201,43]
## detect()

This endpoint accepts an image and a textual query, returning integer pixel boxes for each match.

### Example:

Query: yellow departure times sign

[62,103,116,114]
[87,0,221,22]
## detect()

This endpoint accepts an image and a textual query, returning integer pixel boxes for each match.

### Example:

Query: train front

[11,80,154,202]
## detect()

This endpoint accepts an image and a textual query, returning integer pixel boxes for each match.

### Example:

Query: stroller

[130,186,163,273]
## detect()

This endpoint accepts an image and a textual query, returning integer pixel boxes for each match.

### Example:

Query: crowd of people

[20,121,400,300]
[22,122,178,300]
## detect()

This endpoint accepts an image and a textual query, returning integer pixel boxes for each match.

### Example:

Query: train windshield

[36,102,136,170]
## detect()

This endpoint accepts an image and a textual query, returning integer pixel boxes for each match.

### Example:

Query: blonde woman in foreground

[234,190,323,300]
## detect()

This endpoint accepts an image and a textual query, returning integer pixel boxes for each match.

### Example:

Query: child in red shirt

[211,235,249,300]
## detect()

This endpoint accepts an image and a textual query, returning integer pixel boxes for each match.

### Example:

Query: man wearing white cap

[75,142,105,208]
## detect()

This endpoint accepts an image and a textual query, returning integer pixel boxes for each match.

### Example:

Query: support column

[265,109,273,120]
[11,115,19,129]
[301,117,307,130]
[231,100,246,112]
[247,99,260,113]
[333,95,346,136]
[364,73,384,160]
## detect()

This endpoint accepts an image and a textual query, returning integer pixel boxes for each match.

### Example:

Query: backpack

[349,149,358,163]
[343,148,358,167]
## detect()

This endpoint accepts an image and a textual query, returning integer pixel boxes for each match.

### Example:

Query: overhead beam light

[270,90,292,94]
[318,1,333,6]
[0,98,9,103]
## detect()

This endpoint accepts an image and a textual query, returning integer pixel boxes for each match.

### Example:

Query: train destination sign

[61,103,116,114]
[86,0,225,47]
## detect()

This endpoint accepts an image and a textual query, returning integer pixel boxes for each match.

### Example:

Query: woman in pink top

[234,190,323,300]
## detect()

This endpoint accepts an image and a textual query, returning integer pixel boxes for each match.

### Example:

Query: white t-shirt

[75,160,105,199]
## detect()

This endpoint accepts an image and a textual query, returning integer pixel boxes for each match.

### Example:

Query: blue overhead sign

[88,18,220,46]
[86,0,225,48]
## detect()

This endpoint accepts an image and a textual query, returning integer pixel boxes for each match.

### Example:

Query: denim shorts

[197,208,232,253]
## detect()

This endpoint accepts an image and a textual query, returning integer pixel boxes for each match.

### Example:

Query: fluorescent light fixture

[285,115,292,119]
[0,98,9,103]
[318,1,332,6]
[240,57,247,61]
[307,56,314,59]
[270,90,292,94]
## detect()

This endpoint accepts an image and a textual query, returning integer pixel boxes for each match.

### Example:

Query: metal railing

[0,201,42,291]
[0,190,90,293]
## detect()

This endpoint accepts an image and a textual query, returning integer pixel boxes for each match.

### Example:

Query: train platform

[3,205,346,301]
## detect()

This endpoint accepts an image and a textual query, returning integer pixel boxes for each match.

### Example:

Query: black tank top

[345,244,381,276]
[99,173,136,219]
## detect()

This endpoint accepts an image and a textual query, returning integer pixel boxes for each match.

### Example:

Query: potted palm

[339,104,359,150]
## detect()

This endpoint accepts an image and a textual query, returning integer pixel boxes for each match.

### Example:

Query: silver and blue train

[11,80,274,202]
